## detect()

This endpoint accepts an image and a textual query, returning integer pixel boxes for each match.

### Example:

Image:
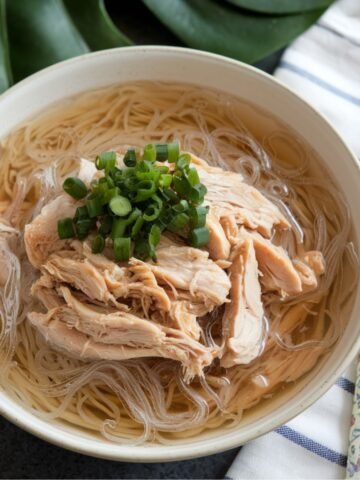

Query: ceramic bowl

[0,46,359,462]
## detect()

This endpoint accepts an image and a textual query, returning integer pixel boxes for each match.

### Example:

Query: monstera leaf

[143,0,325,64]
[224,0,334,14]
[0,0,335,94]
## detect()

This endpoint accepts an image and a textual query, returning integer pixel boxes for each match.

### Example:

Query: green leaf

[6,0,89,82]
[0,0,12,93]
[64,0,132,50]
[224,0,334,14]
[143,0,324,64]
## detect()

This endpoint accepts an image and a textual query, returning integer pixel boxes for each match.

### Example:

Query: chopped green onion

[92,235,105,254]
[57,218,75,239]
[148,224,161,260]
[95,151,117,171]
[155,144,168,162]
[101,187,119,205]
[134,180,156,202]
[167,213,189,233]
[142,144,156,162]
[106,175,115,188]
[189,227,210,247]
[161,187,179,203]
[109,195,132,216]
[114,237,131,262]
[58,142,209,261]
[126,208,142,225]
[63,177,88,200]
[75,206,89,220]
[131,216,144,238]
[76,218,94,240]
[173,176,191,197]
[134,237,149,260]
[111,218,128,239]
[176,154,191,171]
[143,203,161,222]
[186,167,200,187]
[86,196,104,218]
[172,199,189,214]
[123,148,137,167]
[189,183,207,204]
[159,174,172,188]
[136,169,160,183]
[168,142,179,163]
[189,206,208,228]
[99,215,113,236]
[158,165,169,174]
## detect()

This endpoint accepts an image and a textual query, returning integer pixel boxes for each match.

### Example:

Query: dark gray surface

[0,2,283,478]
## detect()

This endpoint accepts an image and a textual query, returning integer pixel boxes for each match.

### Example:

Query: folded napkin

[226,1,360,478]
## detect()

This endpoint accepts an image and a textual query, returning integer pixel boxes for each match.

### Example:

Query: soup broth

[0,82,357,443]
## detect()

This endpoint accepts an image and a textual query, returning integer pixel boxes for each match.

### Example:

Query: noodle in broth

[0,82,357,443]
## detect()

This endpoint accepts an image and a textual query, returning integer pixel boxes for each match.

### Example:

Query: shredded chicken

[24,194,77,268]
[191,153,290,237]
[29,285,215,380]
[221,238,264,367]
[25,154,326,378]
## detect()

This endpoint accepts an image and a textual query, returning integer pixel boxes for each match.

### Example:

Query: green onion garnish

[168,142,180,163]
[189,227,210,247]
[63,177,88,200]
[176,154,191,171]
[123,148,137,167]
[60,142,209,261]
[189,206,208,228]
[155,144,168,162]
[109,195,132,216]
[114,237,131,262]
[57,218,75,239]
[167,213,190,233]
[143,144,156,162]
[92,234,105,254]
[95,151,117,171]
[86,196,104,218]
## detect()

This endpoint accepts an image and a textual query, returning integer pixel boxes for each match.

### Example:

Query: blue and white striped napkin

[226,0,360,478]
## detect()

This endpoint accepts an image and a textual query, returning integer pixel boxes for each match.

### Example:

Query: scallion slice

[92,235,105,254]
[75,206,89,220]
[189,206,208,228]
[155,144,168,162]
[99,215,113,236]
[111,218,128,239]
[142,144,156,162]
[114,237,131,262]
[109,195,132,216]
[123,148,137,167]
[86,196,104,218]
[148,224,161,261]
[95,151,117,171]
[167,213,189,233]
[63,177,88,200]
[134,180,156,202]
[186,167,200,187]
[131,216,144,238]
[168,142,179,163]
[176,154,191,171]
[57,218,75,239]
[189,227,210,247]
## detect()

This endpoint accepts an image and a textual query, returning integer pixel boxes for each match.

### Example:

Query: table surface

[0,2,282,478]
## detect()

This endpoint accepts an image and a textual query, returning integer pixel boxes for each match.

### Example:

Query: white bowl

[0,46,359,462]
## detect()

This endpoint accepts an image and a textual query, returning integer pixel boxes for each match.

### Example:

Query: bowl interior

[0,46,359,462]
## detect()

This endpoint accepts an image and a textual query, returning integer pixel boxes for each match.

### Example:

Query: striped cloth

[226,0,360,478]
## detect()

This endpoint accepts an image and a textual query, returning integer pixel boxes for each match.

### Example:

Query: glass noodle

[0,82,357,443]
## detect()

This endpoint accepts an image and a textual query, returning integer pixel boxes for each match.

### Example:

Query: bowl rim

[0,45,359,462]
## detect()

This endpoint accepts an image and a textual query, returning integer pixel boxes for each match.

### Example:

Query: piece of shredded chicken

[24,154,325,377]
